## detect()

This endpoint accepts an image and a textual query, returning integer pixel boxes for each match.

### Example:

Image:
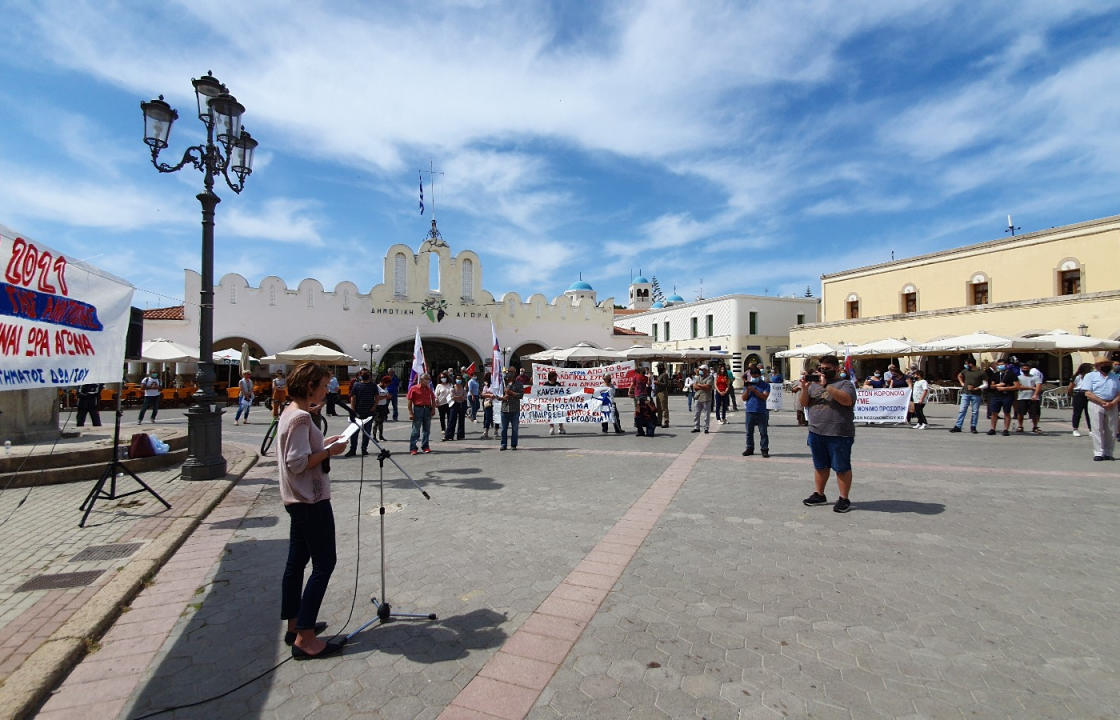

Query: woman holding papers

[278,362,347,660]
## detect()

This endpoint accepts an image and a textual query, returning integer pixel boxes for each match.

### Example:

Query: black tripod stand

[336,402,435,640]
[80,372,171,528]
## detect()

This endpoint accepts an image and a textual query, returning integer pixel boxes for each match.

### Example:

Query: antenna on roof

[1005,214,1020,236]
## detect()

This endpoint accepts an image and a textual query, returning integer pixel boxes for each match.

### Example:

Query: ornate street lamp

[140,71,258,480]
[362,343,382,371]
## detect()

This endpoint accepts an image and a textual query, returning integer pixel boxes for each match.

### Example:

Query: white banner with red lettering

[854,387,910,423]
[522,362,636,424]
[1,225,133,390]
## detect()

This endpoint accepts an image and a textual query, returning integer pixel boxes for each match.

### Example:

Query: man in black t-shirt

[346,370,378,456]
[987,358,1019,436]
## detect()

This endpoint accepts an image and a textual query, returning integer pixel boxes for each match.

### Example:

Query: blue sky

[2,1,1119,310]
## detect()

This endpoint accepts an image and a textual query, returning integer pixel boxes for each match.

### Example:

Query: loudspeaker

[125,307,144,360]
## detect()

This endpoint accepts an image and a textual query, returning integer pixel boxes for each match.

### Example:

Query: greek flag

[419,171,424,215]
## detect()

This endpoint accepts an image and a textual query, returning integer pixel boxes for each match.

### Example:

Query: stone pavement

[34,397,1120,718]
[0,418,257,720]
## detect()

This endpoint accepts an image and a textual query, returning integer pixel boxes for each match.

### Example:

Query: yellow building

[788,213,1120,379]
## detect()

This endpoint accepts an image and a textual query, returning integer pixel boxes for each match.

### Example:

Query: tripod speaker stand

[336,402,436,641]
[80,371,171,528]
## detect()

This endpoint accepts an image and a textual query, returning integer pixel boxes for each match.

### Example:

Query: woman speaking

[278,362,347,659]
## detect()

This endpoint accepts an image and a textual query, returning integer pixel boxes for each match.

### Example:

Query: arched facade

[142,222,617,378]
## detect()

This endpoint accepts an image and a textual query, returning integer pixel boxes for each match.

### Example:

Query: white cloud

[222,198,325,245]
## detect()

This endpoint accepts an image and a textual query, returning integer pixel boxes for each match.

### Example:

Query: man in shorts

[797,355,857,513]
[987,358,1018,436]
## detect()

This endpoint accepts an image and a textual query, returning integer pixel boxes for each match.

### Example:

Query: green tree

[804,285,814,297]
[650,276,666,303]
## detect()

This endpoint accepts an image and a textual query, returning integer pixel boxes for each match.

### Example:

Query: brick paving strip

[0,444,259,720]
[438,429,718,720]
[34,475,266,719]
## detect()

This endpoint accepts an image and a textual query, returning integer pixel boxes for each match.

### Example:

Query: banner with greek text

[0,225,133,390]
[854,387,910,423]
[521,362,636,424]
[530,361,636,391]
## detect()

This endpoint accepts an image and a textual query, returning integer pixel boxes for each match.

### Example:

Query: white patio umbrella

[264,343,358,365]
[1025,329,1120,383]
[212,348,245,364]
[912,331,1057,355]
[140,338,199,363]
[621,345,662,360]
[1026,329,1120,352]
[848,338,916,357]
[523,347,564,361]
[553,342,611,363]
[775,342,838,359]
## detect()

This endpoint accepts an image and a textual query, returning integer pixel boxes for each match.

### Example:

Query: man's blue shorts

[988,394,1014,416]
[807,432,854,473]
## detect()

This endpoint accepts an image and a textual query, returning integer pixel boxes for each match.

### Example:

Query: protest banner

[531,361,636,391]
[854,387,910,423]
[522,362,636,424]
[765,382,784,411]
[0,225,133,390]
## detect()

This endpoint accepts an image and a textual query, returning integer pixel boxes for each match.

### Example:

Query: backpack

[129,433,155,458]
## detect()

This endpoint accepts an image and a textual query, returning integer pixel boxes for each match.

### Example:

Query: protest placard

[854,387,910,423]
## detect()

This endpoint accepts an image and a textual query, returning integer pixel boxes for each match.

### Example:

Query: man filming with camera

[797,355,857,513]
[741,366,771,457]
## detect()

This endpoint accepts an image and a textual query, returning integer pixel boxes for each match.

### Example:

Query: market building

[787,213,1120,378]
[142,220,623,377]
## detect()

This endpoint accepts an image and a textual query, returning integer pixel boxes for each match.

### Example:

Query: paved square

[44,398,1119,719]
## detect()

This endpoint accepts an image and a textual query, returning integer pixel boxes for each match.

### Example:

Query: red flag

[464,361,477,377]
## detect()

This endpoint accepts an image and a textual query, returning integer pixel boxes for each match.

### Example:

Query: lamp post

[362,343,382,372]
[141,71,258,481]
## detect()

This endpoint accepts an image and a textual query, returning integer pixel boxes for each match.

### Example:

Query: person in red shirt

[714,367,732,424]
[630,367,650,409]
[407,373,436,455]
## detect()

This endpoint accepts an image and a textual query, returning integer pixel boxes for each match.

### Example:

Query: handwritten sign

[0,225,133,390]
[854,387,910,423]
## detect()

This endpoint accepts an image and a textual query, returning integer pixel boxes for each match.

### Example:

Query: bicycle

[260,401,328,455]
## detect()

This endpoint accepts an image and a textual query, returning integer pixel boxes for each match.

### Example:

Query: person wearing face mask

[1084,354,1120,461]
[138,371,162,424]
[691,365,713,433]
[446,373,468,441]
[951,357,985,433]
[434,373,453,435]
[987,358,1018,436]
[798,355,857,513]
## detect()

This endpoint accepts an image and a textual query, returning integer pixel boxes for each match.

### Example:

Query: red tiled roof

[613,326,648,336]
[613,308,645,316]
[144,306,185,320]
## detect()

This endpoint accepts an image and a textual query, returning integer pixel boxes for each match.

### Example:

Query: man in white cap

[1084,354,1119,461]
[691,365,713,434]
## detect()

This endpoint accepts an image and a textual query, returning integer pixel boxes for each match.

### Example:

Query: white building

[614,283,820,377]
[144,220,622,376]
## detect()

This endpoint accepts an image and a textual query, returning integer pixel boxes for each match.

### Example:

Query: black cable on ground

[128,442,368,719]
[0,402,78,528]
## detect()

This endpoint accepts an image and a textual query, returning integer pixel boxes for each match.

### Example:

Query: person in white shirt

[434,374,453,435]
[138,372,162,424]
[1015,360,1042,434]
[910,371,929,429]
[234,371,254,425]
[683,371,695,412]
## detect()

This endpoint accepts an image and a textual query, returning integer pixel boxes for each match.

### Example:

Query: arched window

[343,289,350,310]
[846,293,860,319]
[968,273,989,305]
[229,285,236,304]
[269,285,277,306]
[1057,258,1081,295]
[461,259,474,299]
[901,284,917,313]
[393,253,407,297]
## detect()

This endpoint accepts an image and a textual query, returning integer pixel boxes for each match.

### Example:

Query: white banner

[531,361,636,390]
[0,226,133,390]
[854,387,910,423]
[765,382,784,411]
[521,385,609,424]
[520,362,637,424]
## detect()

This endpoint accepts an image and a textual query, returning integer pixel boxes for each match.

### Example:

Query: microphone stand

[335,400,436,637]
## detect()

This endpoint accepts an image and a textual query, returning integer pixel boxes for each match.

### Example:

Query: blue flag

[419,171,424,215]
